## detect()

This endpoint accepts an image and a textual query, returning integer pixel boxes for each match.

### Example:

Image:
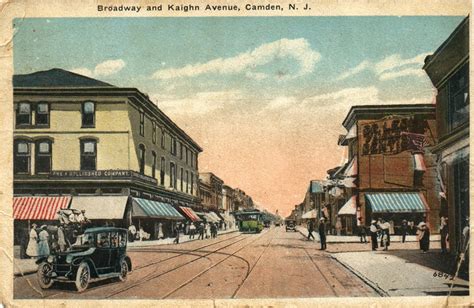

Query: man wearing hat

[369,220,379,251]
[318,217,327,250]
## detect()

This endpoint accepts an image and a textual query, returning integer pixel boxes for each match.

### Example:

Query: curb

[330,255,390,297]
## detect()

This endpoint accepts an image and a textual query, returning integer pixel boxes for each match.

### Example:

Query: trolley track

[104,232,260,298]
[303,248,338,296]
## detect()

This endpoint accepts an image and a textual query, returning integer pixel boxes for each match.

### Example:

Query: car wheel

[118,259,128,282]
[37,262,54,289]
[75,262,90,292]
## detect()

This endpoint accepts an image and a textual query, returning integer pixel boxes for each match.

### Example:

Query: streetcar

[234,210,264,233]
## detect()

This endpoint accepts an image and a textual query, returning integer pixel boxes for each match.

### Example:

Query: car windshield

[72,233,95,247]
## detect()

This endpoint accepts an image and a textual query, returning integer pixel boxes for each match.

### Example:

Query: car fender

[35,256,48,265]
[121,255,132,272]
[72,257,99,278]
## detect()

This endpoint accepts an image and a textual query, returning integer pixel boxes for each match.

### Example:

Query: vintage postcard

[0,0,472,307]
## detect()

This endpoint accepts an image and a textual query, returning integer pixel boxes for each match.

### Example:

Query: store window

[80,139,97,171]
[152,151,157,178]
[160,157,165,185]
[14,140,30,174]
[454,156,469,249]
[82,102,95,127]
[35,139,52,173]
[139,144,146,174]
[36,103,50,126]
[16,102,31,126]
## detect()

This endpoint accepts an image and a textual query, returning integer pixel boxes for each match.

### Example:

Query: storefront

[69,195,130,228]
[337,196,357,235]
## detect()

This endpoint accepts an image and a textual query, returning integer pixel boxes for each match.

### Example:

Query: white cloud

[71,59,126,78]
[93,59,126,76]
[336,60,370,81]
[245,71,268,80]
[151,90,243,115]
[335,52,430,82]
[302,86,380,107]
[152,38,321,80]
[266,96,297,110]
[378,67,426,81]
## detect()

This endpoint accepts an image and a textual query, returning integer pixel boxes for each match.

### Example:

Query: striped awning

[338,196,357,215]
[179,206,202,222]
[70,196,129,219]
[132,198,184,220]
[209,211,223,222]
[13,196,71,220]
[365,192,428,213]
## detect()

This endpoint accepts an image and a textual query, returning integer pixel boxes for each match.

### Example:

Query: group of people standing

[174,221,221,244]
[306,218,327,250]
[25,224,50,258]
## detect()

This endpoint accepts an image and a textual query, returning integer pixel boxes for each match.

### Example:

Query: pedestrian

[440,217,448,254]
[418,222,430,253]
[377,218,385,248]
[335,217,342,236]
[307,219,315,241]
[205,222,210,239]
[158,222,163,239]
[369,220,378,251]
[128,224,136,242]
[57,225,67,252]
[37,225,50,257]
[19,226,29,259]
[173,225,180,244]
[26,223,39,258]
[189,222,196,239]
[198,223,205,240]
[381,221,390,251]
[318,218,327,250]
[210,223,217,238]
[400,220,408,243]
[358,218,367,243]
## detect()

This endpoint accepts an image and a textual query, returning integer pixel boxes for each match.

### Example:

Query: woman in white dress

[26,224,38,258]
[37,225,50,257]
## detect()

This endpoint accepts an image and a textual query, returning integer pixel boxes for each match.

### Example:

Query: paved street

[14,227,376,299]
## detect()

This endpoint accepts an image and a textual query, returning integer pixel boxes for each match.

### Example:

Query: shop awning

[204,212,219,223]
[179,206,202,222]
[343,157,357,177]
[365,192,428,213]
[132,198,184,220]
[302,209,317,219]
[70,196,129,219]
[414,154,427,171]
[223,212,235,222]
[13,196,71,220]
[338,196,357,215]
[209,211,223,222]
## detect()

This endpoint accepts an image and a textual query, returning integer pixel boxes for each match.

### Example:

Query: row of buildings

[289,16,469,256]
[12,68,255,242]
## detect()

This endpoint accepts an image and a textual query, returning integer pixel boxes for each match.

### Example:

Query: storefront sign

[50,170,158,185]
[361,118,415,155]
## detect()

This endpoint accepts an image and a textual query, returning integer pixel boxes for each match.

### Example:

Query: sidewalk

[13,228,239,276]
[296,225,440,243]
[332,250,469,297]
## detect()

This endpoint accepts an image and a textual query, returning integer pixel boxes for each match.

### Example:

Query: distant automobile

[285,220,297,232]
[274,221,281,227]
[36,227,132,292]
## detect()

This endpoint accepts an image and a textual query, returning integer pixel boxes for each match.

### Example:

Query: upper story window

[190,172,194,195]
[35,139,52,173]
[139,110,145,136]
[185,147,189,164]
[180,143,184,160]
[152,122,157,144]
[16,102,31,126]
[185,170,189,194]
[80,139,97,171]
[152,151,157,178]
[160,157,165,185]
[14,140,30,174]
[180,168,184,191]
[448,63,469,131]
[161,129,165,149]
[190,152,194,168]
[170,162,176,189]
[171,137,177,155]
[138,144,146,175]
[36,103,50,126]
[82,102,95,128]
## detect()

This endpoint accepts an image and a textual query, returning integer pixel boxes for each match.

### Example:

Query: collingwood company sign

[50,170,158,185]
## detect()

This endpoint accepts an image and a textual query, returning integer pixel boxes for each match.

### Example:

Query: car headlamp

[47,255,54,263]
[66,255,73,264]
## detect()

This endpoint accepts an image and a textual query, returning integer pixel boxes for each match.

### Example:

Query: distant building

[423,16,469,255]
[222,184,234,212]
[337,104,439,233]
[199,172,223,211]
[301,180,326,222]
[232,188,254,210]
[13,69,202,241]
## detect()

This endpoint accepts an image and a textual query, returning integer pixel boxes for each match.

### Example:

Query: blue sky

[13,16,466,214]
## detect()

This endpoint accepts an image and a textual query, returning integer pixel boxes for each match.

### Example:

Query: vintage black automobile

[285,219,297,232]
[36,227,132,292]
